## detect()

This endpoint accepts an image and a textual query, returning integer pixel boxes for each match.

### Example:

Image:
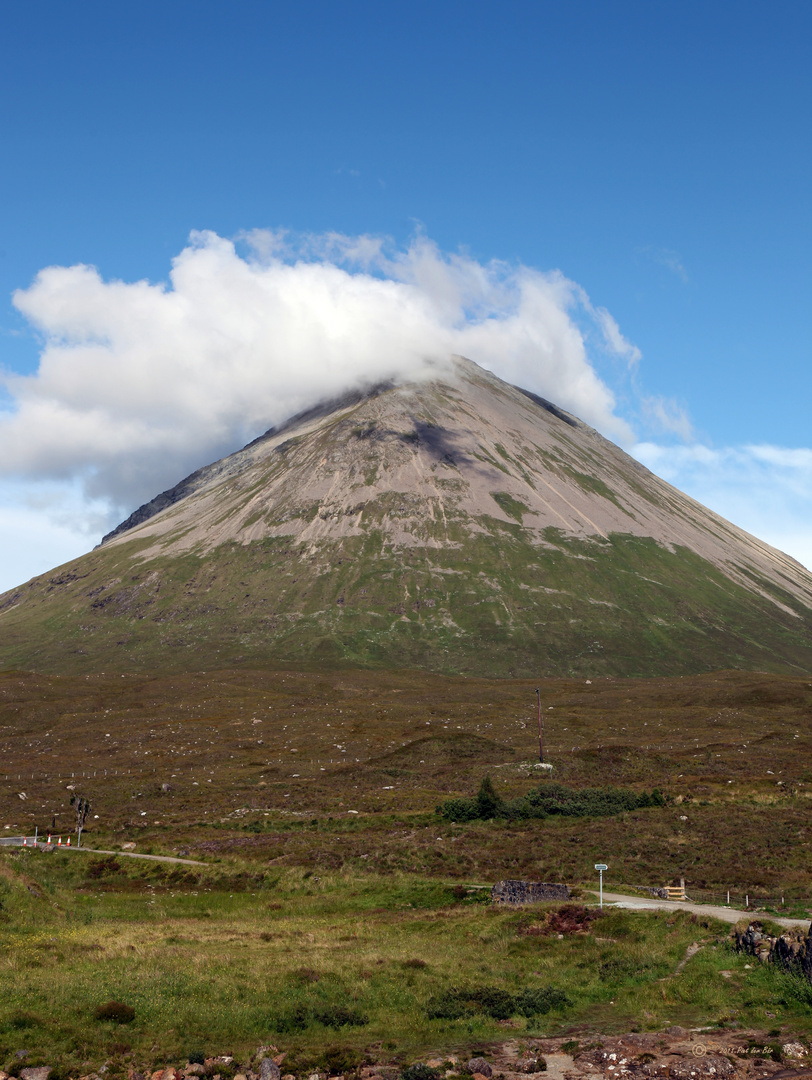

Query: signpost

[595,863,608,908]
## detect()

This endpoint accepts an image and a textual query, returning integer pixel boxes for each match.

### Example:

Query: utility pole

[535,687,544,764]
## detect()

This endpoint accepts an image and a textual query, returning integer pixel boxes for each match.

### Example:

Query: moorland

[1,665,811,1072]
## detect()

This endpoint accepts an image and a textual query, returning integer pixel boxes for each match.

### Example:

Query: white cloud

[640,394,694,440]
[4,229,636,526]
[632,441,812,570]
[0,479,110,594]
[593,307,642,367]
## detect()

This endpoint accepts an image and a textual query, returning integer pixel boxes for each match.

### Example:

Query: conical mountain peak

[2,358,811,677]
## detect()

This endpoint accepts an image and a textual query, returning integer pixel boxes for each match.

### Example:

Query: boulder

[260,1061,281,1080]
[466,1061,492,1078]
[20,1069,52,1080]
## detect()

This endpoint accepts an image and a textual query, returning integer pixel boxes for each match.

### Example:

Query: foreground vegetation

[1,852,811,1074]
[0,665,811,1070]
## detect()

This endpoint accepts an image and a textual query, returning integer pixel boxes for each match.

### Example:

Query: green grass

[2,522,811,678]
[1,855,809,1073]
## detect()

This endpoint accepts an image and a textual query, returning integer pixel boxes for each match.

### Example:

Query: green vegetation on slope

[1,524,811,677]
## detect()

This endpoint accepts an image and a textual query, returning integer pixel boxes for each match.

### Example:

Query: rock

[283,1075,296,1080]
[260,1061,281,1080]
[185,1068,205,1077]
[122,842,136,851]
[491,880,569,905]
[782,1043,807,1059]
[161,783,172,792]
[20,1069,52,1080]
[467,1061,492,1078]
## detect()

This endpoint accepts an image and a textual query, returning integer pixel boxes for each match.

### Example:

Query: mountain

[1,358,811,677]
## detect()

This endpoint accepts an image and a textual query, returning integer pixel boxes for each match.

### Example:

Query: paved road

[598,890,810,929]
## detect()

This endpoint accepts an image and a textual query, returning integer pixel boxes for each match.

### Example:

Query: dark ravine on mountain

[1,357,811,676]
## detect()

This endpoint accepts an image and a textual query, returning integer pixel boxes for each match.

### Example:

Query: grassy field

[1,852,811,1075]
[1,664,811,1073]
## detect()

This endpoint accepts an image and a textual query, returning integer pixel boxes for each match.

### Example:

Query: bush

[425,983,570,1021]
[439,777,666,822]
[9,1010,42,1030]
[274,1003,369,1032]
[320,1047,366,1075]
[93,1000,135,1023]
[402,1066,441,1080]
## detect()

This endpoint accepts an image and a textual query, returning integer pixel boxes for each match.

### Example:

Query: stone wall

[491,880,570,905]
[734,921,812,983]
[631,885,670,900]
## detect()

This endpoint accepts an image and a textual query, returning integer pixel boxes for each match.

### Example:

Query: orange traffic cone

[66,837,71,846]
[57,836,62,846]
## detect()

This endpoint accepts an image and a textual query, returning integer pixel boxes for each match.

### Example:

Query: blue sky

[0,0,810,589]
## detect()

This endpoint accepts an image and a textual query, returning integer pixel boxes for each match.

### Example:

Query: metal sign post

[595,863,608,908]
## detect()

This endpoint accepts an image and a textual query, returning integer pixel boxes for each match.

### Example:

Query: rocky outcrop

[734,920,812,981]
[491,880,570,904]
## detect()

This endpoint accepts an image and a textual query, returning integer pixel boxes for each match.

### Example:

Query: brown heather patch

[0,666,809,898]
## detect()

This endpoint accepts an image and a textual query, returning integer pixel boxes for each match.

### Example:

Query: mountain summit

[2,358,811,676]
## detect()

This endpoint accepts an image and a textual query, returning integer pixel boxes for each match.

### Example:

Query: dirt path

[49,846,205,866]
[598,890,810,929]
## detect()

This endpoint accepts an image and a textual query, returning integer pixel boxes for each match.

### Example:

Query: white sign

[594,863,608,871]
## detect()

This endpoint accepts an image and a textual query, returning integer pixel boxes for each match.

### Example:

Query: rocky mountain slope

[1,358,811,676]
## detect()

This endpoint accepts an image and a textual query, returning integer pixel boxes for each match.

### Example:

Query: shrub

[402,1066,441,1080]
[319,1047,365,1075]
[93,1000,135,1023]
[426,984,569,1021]
[86,856,123,879]
[274,1003,369,1032]
[439,778,666,822]
[9,1010,42,1030]
[547,905,602,935]
[313,1004,369,1028]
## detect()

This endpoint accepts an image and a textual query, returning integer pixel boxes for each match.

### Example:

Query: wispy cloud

[639,245,689,283]
[632,441,812,569]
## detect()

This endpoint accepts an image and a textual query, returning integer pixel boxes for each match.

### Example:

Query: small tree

[71,793,91,847]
